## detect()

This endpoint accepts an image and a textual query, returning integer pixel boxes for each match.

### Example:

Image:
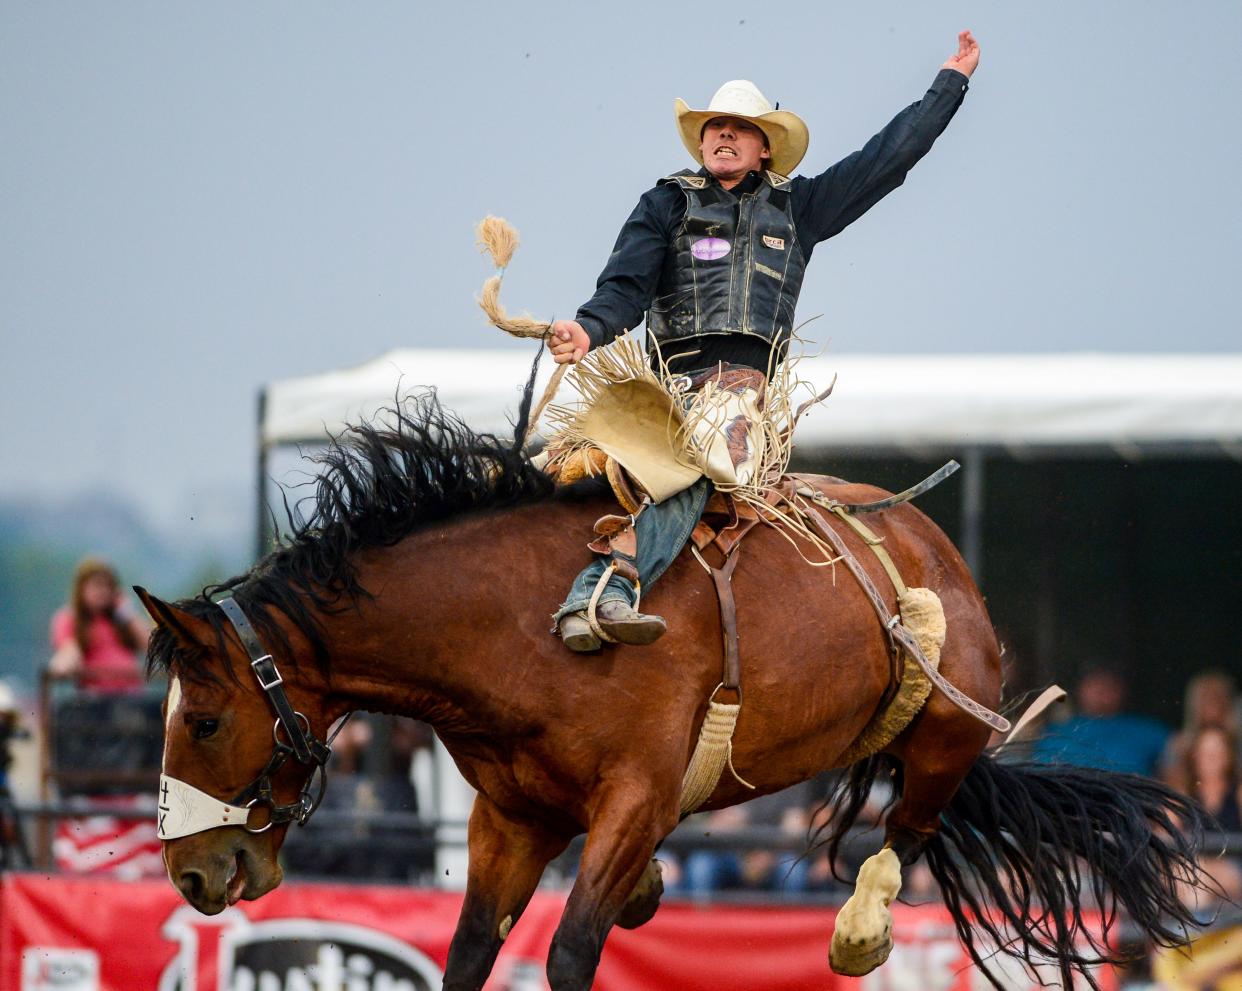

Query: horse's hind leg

[830,692,992,977]
[443,793,569,991]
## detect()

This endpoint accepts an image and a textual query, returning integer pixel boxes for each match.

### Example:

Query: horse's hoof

[828,923,894,976]
[829,846,901,976]
[616,859,664,930]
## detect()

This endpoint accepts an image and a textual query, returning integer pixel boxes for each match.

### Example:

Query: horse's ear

[134,586,178,627]
[133,587,210,647]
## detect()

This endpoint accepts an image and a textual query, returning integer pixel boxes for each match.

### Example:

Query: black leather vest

[647,170,807,351]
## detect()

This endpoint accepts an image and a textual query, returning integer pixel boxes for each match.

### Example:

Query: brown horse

[141,380,1209,991]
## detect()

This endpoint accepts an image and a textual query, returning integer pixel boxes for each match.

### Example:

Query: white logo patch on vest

[762,235,786,251]
[691,237,731,261]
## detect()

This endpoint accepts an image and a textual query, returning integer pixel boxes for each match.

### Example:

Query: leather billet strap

[688,490,771,696]
[790,462,959,516]
[708,548,743,691]
[216,596,327,766]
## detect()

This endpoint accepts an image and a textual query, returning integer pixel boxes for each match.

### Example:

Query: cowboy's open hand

[548,320,591,364]
[942,30,980,78]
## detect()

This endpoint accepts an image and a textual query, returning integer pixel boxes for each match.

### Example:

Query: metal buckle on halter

[250,655,283,690]
[273,712,310,750]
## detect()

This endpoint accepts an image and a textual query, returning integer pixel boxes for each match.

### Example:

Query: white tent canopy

[263,350,1242,457]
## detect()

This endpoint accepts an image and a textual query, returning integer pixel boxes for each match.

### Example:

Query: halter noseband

[156,596,342,841]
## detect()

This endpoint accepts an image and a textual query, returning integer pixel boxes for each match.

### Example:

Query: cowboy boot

[559,601,668,652]
[559,613,601,653]
[597,600,667,645]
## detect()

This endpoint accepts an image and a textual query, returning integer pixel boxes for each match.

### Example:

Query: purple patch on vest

[690,237,731,261]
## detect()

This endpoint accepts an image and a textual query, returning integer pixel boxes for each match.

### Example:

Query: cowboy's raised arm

[547,183,681,364]
[793,30,979,246]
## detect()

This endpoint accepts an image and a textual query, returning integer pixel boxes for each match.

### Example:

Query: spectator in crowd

[48,558,149,694]
[1161,670,1239,793]
[45,560,161,875]
[676,779,827,897]
[1032,667,1169,776]
[282,714,433,881]
[1180,725,1242,833]
[1177,724,1242,907]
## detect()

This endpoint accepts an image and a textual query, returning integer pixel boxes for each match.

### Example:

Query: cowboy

[551,31,981,652]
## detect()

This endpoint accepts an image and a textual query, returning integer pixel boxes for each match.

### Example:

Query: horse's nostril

[178,869,208,904]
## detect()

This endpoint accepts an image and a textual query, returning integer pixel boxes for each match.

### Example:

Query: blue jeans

[554,479,711,622]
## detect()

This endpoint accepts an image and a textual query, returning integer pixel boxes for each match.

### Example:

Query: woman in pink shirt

[48,558,150,694]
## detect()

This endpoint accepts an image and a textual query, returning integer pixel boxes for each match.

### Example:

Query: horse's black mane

[150,355,555,681]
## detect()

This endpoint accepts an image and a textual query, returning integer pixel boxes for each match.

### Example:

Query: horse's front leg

[443,792,569,991]
[546,775,678,991]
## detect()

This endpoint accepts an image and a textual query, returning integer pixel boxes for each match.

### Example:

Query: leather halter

[158,597,339,840]
[214,596,335,831]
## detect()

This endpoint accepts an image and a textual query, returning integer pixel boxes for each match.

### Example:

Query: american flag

[53,796,163,879]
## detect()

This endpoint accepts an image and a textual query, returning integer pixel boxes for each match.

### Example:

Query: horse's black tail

[925,752,1216,991]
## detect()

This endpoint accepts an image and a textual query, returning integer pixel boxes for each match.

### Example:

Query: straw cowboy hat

[674,80,809,176]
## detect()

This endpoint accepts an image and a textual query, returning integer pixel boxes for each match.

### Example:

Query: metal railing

[10,796,1241,869]
[16,799,1242,852]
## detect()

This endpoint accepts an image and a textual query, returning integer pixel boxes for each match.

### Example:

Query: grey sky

[3,1,1240,541]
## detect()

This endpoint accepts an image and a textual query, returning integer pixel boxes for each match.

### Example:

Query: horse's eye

[192,719,219,740]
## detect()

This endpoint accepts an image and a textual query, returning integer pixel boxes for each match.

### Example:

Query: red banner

[0,873,1113,991]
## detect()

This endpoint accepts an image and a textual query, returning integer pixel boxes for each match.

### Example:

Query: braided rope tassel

[679,690,755,815]
[474,216,567,444]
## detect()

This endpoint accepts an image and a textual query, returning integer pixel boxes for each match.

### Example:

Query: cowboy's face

[700,116,770,180]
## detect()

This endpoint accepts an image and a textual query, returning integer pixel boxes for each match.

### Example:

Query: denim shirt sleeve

[575,182,683,348]
[791,68,969,249]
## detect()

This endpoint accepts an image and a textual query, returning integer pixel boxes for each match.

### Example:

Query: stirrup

[585,563,640,643]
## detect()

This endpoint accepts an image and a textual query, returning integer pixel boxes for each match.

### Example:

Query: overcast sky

[3,1,1240,542]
